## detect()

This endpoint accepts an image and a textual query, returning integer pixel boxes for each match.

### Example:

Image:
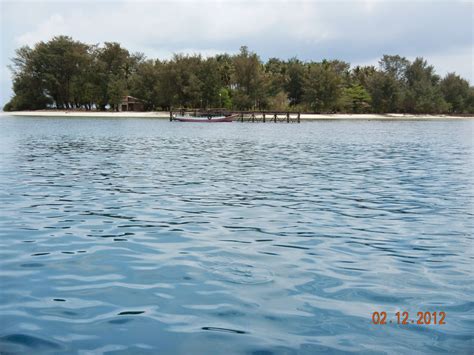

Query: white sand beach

[2,111,472,120]
[2,111,170,118]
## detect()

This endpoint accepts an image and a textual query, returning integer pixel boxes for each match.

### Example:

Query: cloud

[8,1,473,60]
[1,0,472,106]
[427,46,473,82]
[16,14,69,46]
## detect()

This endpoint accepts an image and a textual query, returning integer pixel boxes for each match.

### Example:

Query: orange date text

[371,311,446,325]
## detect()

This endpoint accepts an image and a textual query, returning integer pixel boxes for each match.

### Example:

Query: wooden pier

[170,109,301,123]
[234,111,300,123]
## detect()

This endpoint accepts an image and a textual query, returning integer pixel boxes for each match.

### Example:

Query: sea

[0,116,472,354]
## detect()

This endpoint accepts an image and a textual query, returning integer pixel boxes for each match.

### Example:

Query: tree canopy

[4,36,473,114]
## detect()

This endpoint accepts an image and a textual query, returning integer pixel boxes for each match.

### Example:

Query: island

[3,36,473,117]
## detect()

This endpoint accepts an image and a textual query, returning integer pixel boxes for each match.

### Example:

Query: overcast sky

[0,0,472,106]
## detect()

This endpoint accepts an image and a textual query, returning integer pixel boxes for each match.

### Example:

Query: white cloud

[11,1,331,52]
[16,14,69,46]
[1,0,473,106]
[428,46,473,83]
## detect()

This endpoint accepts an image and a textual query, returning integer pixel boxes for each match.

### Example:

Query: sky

[0,0,472,107]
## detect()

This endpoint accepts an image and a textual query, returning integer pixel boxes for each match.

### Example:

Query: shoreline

[2,111,473,120]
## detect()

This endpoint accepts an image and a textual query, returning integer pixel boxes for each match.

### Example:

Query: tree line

[4,36,473,114]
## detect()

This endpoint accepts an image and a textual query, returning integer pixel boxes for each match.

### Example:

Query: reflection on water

[0,117,473,353]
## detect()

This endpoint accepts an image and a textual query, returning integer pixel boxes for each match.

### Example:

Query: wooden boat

[172,114,237,122]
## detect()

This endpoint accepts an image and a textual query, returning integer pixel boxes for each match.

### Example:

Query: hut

[120,96,145,111]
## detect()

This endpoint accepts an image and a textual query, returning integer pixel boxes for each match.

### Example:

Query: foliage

[440,73,471,113]
[340,85,372,113]
[268,91,289,111]
[366,71,402,113]
[218,88,232,109]
[402,58,448,113]
[4,36,473,114]
[302,62,343,112]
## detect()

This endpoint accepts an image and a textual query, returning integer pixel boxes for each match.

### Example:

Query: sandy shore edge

[2,111,472,120]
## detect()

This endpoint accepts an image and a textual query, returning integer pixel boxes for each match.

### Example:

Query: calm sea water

[0,116,473,354]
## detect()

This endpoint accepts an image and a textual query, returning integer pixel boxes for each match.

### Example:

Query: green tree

[38,36,90,108]
[268,90,289,111]
[4,72,51,110]
[154,60,177,110]
[171,54,203,107]
[215,54,234,88]
[302,62,343,112]
[285,58,305,106]
[265,58,288,97]
[466,87,474,113]
[340,84,372,113]
[4,46,51,110]
[367,71,402,113]
[95,42,133,110]
[218,87,232,109]
[440,73,470,113]
[351,65,377,88]
[108,75,127,111]
[403,58,448,113]
[129,59,161,110]
[379,55,409,82]
[232,46,268,110]
[361,55,411,113]
[198,57,222,108]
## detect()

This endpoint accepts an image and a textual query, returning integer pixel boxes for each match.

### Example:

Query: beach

[2,111,472,120]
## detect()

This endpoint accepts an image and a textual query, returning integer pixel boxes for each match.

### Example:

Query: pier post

[233,111,300,123]
[169,111,173,121]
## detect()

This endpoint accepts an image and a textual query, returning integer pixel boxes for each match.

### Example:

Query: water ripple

[0,117,473,353]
